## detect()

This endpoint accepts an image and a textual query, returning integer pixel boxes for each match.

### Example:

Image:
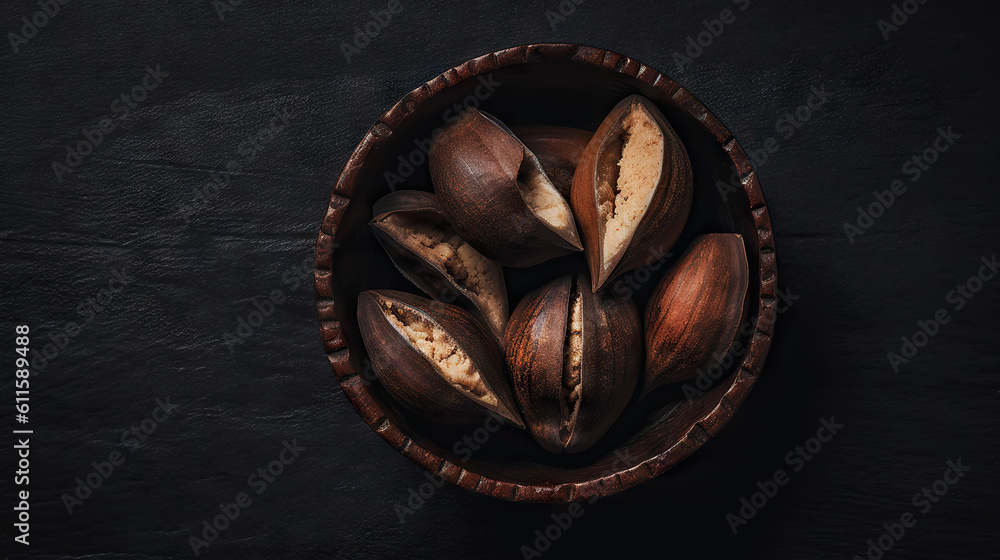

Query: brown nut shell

[511,125,593,198]
[370,190,508,341]
[358,290,524,427]
[643,234,749,393]
[571,94,693,292]
[504,274,641,453]
[430,110,583,267]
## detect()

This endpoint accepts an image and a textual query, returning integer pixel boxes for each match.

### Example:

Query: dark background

[2,0,998,558]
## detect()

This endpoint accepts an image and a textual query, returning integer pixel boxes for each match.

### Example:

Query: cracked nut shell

[358,289,524,427]
[504,274,641,453]
[370,189,508,341]
[571,94,693,292]
[430,109,583,267]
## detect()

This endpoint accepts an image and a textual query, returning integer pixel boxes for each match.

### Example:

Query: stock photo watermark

[60,397,180,514]
[383,74,501,191]
[886,253,996,372]
[609,244,674,299]
[843,125,959,244]
[178,106,294,224]
[671,0,751,73]
[340,0,403,63]
[852,458,969,559]
[7,0,71,54]
[682,286,799,402]
[188,439,306,556]
[747,83,833,169]
[26,267,135,377]
[52,65,169,182]
[727,416,844,534]
[543,0,587,30]
[717,82,833,200]
[208,0,248,21]
[519,448,638,559]
[393,410,514,524]
[221,251,313,353]
[877,0,930,41]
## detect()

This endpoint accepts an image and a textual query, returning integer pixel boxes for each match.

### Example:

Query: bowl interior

[327,51,767,493]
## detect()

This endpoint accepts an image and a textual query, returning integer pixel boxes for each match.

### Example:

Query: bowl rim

[314,43,778,503]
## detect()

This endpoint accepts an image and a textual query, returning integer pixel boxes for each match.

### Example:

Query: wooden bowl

[314,44,777,503]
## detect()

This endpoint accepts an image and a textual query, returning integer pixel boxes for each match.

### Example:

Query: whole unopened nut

[643,234,749,393]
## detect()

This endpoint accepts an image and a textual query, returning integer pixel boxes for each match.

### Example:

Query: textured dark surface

[317,42,779,503]
[1,1,997,559]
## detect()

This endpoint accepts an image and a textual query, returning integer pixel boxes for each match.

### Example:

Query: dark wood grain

[3,1,996,557]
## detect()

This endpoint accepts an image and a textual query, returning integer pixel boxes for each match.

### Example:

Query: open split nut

[571,95,693,292]
[369,190,508,341]
[430,109,583,268]
[511,125,593,199]
[355,95,754,456]
[357,290,524,427]
[504,274,641,453]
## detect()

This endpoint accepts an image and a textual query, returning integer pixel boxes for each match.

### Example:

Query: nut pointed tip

[638,383,655,400]
[591,266,609,293]
[502,410,526,429]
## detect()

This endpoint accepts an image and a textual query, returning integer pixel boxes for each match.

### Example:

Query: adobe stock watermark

[609,244,675,300]
[178,106,294,224]
[394,410,514,524]
[353,357,381,389]
[717,83,833,200]
[682,286,798,402]
[383,74,502,191]
[852,458,969,560]
[221,251,314,353]
[887,253,996,372]
[7,0,70,54]
[27,267,135,378]
[727,416,844,534]
[877,0,930,41]
[208,0,248,22]
[671,0,751,73]
[188,439,306,556]
[519,448,638,559]
[52,65,169,183]
[544,0,586,30]
[60,397,180,514]
[340,0,403,63]
[366,354,587,528]
[743,83,833,169]
[843,126,959,244]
